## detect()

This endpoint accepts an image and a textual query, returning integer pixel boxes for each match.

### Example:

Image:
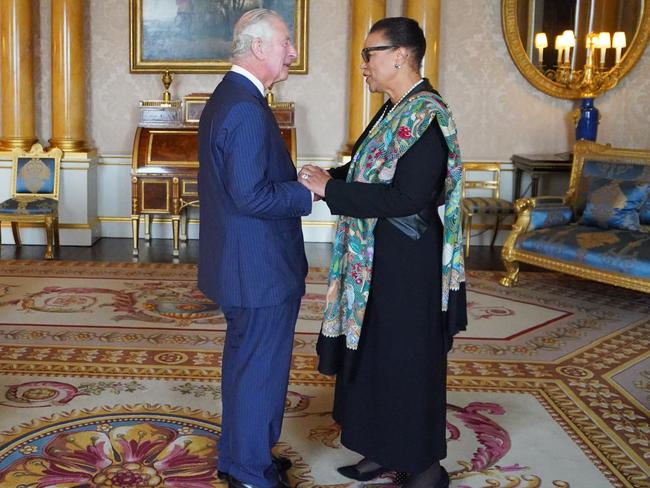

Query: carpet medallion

[0,261,647,488]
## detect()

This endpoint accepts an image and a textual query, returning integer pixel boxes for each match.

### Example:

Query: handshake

[298,164,332,200]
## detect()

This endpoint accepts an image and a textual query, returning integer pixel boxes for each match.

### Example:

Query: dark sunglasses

[361,45,398,63]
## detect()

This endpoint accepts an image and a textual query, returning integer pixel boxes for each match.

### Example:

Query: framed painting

[130,0,308,73]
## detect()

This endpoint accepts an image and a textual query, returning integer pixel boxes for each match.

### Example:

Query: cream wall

[10,0,650,161]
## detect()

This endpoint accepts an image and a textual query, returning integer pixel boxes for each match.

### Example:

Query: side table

[511,153,572,200]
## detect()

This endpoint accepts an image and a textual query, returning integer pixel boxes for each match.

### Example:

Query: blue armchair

[0,143,63,259]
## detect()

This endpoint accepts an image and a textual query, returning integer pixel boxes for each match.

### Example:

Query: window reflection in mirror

[517,0,642,74]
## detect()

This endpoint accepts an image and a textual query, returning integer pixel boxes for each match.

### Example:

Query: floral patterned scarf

[321,91,465,350]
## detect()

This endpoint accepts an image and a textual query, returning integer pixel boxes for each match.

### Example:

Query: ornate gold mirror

[502,0,650,99]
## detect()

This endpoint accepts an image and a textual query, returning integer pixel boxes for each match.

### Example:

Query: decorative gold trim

[501,0,650,99]
[301,221,336,228]
[510,249,650,293]
[129,0,308,74]
[0,222,95,230]
[131,126,142,171]
[181,180,198,196]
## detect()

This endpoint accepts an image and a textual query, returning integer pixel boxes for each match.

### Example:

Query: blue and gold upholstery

[0,144,63,260]
[501,141,650,293]
[516,225,650,279]
[579,177,650,230]
[461,162,514,257]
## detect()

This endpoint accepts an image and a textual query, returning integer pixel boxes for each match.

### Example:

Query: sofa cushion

[515,225,650,278]
[579,177,650,230]
[576,160,650,214]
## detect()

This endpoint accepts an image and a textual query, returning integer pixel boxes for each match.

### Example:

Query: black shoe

[227,474,289,488]
[219,457,291,483]
[272,455,292,472]
[398,466,450,488]
[337,463,389,481]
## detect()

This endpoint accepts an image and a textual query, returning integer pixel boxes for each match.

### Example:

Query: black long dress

[317,81,450,474]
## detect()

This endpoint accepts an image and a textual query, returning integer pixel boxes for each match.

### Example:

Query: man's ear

[251,37,264,60]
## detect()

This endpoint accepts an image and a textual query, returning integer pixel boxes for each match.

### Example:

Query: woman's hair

[369,17,426,69]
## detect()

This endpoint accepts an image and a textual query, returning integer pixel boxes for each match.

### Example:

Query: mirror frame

[502,0,650,99]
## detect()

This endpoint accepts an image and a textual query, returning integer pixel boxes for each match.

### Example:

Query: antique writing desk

[131,103,296,257]
[511,152,572,200]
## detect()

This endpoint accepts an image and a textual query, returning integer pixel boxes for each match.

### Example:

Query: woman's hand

[299,164,332,198]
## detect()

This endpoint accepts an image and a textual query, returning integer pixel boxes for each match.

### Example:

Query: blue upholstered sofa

[501,141,650,293]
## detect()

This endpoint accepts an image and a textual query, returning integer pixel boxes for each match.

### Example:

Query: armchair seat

[516,225,650,279]
[462,197,513,215]
[0,197,57,215]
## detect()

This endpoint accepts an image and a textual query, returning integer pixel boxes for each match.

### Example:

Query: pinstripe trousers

[219,297,301,487]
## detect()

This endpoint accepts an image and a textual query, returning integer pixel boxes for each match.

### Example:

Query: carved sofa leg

[500,258,520,287]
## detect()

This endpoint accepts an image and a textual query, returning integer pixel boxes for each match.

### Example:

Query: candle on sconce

[535,32,548,65]
[555,34,564,64]
[612,31,626,64]
[598,32,611,66]
[562,30,575,63]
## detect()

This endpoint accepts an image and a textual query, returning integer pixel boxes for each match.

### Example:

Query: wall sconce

[534,29,628,141]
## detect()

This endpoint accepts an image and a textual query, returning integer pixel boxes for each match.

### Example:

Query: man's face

[263,17,297,86]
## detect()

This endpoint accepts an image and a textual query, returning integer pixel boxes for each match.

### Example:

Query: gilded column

[50,0,91,152]
[342,0,386,156]
[0,0,38,151]
[405,0,441,87]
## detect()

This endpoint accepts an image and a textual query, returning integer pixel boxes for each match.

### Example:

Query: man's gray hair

[231,9,282,59]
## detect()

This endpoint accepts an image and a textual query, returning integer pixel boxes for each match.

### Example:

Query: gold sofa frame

[500,141,650,293]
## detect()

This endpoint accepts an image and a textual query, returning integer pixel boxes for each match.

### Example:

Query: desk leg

[144,214,152,241]
[172,215,180,257]
[180,210,188,242]
[531,176,540,198]
[514,168,522,200]
[131,215,140,256]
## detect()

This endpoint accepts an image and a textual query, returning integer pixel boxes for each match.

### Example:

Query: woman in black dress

[299,17,467,488]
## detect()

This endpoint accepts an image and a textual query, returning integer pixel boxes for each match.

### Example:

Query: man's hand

[298,164,331,198]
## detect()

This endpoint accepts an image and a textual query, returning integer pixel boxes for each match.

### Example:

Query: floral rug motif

[0,261,647,488]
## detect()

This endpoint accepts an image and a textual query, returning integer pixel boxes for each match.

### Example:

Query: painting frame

[129,0,308,74]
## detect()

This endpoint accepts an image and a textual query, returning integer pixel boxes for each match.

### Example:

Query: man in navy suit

[198,9,312,488]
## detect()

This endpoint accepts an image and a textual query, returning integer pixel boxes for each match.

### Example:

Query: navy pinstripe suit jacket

[198,72,311,308]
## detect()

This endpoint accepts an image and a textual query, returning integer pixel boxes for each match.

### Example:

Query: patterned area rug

[0,260,647,488]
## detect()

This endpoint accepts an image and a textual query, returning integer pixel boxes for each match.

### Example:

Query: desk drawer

[138,177,171,213]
